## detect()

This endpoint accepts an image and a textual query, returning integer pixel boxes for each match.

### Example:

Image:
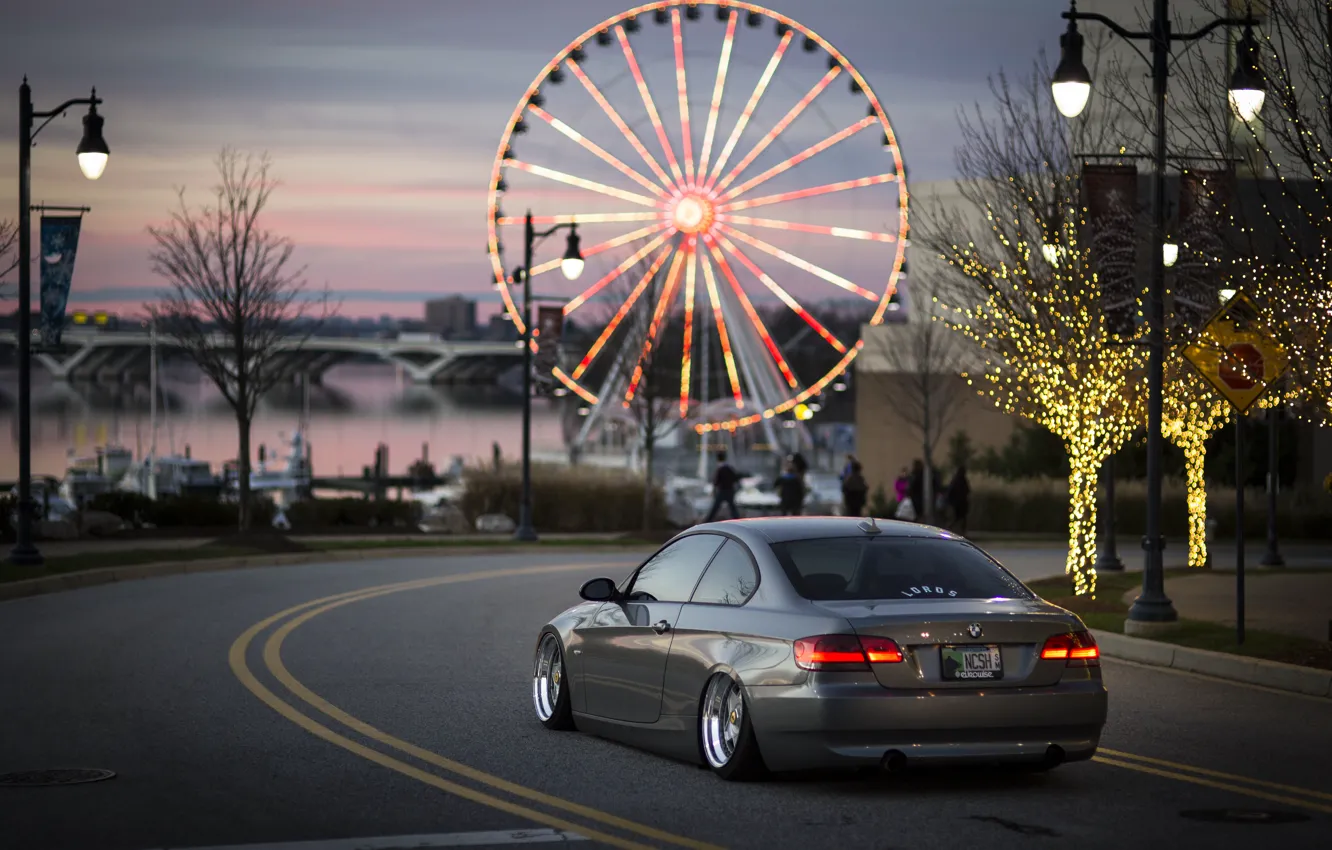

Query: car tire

[532,632,575,731]
[699,673,767,781]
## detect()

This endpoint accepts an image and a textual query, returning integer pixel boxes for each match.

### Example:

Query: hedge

[460,464,666,533]
[914,474,1332,539]
[86,492,276,529]
[284,497,418,528]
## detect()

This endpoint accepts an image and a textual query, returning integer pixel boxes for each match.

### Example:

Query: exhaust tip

[1044,745,1065,767]
[881,749,907,773]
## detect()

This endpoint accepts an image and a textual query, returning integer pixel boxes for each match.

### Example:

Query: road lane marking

[1099,748,1332,803]
[261,568,725,850]
[147,828,589,849]
[1093,756,1332,816]
[232,563,727,850]
[235,563,1331,836]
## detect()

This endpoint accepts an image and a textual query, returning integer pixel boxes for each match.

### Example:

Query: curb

[1092,629,1332,699]
[0,543,648,604]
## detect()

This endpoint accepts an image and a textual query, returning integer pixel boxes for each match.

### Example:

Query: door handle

[651,620,671,634]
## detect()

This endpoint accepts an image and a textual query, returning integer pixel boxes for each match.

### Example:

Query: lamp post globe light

[10,79,109,567]
[1049,1,1262,630]
[514,212,583,543]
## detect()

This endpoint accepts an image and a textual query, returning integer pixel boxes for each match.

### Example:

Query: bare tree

[583,242,685,532]
[0,218,17,300]
[863,275,968,523]
[146,148,331,531]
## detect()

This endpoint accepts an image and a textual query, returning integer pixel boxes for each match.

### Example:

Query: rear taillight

[1040,631,1100,667]
[794,634,904,670]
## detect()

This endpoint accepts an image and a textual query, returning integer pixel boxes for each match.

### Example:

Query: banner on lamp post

[1175,169,1236,329]
[1082,164,1139,336]
[534,305,564,382]
[39,215,84,347]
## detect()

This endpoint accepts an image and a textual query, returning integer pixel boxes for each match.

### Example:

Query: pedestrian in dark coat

[774,460,805,516]
[946,464,972,536]
[841,461,868,517]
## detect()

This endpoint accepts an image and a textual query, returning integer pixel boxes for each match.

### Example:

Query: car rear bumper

[745,675,1107,772]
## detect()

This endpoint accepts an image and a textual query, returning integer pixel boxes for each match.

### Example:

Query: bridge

[0,330,524,384]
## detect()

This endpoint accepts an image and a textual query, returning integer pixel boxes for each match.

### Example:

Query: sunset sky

[5,0,1075,320]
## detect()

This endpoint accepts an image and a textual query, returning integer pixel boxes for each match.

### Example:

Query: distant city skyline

[5,0,1066,319]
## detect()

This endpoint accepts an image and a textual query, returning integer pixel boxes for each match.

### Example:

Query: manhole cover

[0,769,116,787]
[1179,809,1310,825]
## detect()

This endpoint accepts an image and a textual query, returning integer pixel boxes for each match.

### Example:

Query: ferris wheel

[487,0,908,449]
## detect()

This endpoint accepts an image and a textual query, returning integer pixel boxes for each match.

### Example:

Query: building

[424,296,477,339]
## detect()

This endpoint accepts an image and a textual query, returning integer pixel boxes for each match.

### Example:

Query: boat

[121,452,222,500]
[59,445,135,507]
[226,429,312,498]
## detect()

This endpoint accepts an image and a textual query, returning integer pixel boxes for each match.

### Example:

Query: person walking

[704,450,741,522]
[841,461,869,517]
[946,463,972,536]
[839,453,857,482]
[893,466,910,505]
[774,459,805,516]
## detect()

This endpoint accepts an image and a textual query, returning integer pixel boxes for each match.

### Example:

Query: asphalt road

[1,550,1329,850]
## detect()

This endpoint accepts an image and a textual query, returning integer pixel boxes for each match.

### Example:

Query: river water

[0,363,565,482]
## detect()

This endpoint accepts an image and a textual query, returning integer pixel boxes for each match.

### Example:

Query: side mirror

[579,577,619,602]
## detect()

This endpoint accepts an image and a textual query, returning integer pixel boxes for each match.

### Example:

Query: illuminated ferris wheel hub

[670,192,715,235]
[486,0,909,446]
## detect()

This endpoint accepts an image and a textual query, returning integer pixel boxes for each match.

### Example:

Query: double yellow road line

[229,563,724,850]
[230,562,1332,849]
[1094,748,1332,815]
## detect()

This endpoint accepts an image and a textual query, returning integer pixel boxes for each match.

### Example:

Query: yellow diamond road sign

[1182,291,1288,414]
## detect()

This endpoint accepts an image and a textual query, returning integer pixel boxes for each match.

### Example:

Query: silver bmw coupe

[531,517,1107,781]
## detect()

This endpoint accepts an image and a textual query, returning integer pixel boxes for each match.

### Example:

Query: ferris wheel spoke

[703,236,799,389]
[719,172,899,212]
[624,249,687,405]
[705,30,795,190]
[505,159,659,207]
[526,105,668,199]
[679,247,701,417]
[717,224,878,302]
[550,367,598,404]
[718,215,897,243]
[566,59,674,189]
[564,229,675,314]
[713,234,848,355]
[524,222,668,279]
[719,116,878,202]
[698,250,745,408]
[616,25,685,185]
[670,9,695,185]
[713,66,842,196]
[570,242,675,381]
[695,10,739,186]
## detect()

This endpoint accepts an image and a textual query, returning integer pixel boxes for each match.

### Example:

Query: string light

[939,208,1146,597]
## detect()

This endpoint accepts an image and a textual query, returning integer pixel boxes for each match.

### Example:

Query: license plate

[941,645,1003,680]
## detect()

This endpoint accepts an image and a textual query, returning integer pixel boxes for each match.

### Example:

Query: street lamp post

[10,78,109,567]
[513,210,584,543]
[1051,1,1263,627]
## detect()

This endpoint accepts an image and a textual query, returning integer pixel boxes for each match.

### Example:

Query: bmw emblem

[967,623,983,639]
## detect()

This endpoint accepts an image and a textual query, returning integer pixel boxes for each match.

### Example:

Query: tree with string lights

[921,59,1146,596]
[1105,1,1331,423]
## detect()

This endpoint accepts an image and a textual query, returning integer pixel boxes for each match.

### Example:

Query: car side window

[627,534,724,603]
[690,539,759,606]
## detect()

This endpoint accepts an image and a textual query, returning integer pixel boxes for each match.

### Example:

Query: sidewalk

[1122,571,1332,643]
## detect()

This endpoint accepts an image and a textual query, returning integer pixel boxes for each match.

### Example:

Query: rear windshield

[771,536,1032,601]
